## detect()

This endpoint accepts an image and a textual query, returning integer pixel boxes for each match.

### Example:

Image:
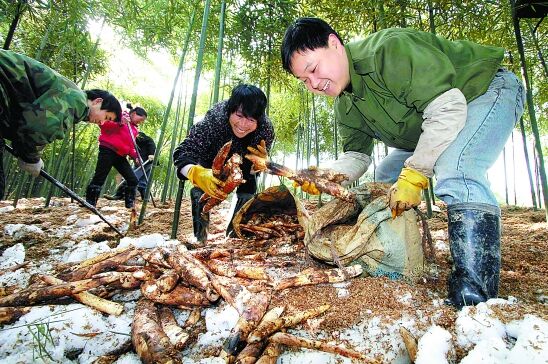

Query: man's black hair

[131,106,147,117]
[85,89,122,122]
[227,84,267,122]
[281,17,343,73]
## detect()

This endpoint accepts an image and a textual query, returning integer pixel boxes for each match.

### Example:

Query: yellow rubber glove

[294,180,320,195]
[187,165,227,200]
[388,167,428,218]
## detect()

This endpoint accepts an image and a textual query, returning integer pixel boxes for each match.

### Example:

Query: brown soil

[0,196,546,360]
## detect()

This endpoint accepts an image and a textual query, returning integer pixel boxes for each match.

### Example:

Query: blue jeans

[374,69,525,208]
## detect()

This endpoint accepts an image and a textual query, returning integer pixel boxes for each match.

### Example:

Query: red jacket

[98,120,139,160]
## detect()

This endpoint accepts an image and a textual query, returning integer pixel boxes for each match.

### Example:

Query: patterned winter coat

[173,101,275,194]
[0,50,89,163]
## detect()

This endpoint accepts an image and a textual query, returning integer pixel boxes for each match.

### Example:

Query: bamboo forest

[0,1,546,363]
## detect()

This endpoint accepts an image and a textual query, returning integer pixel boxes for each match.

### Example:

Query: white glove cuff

[325,151,371,186]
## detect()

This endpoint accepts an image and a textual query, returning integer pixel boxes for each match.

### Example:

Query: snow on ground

[0,198,546,363]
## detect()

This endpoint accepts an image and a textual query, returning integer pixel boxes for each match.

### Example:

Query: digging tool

[112,159,151,192]
[5,144,124,237]
[127,123,157,207]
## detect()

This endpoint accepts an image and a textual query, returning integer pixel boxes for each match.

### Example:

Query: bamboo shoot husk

[274,265,363,291]
[159,307,189,350]
[0,306,32,324]
[40,274,123,315]
[255,342,281,364]
[269,332,372,361]
[141,281,210,307]
[0,273,124,307]
[132,299,181,364]
[247,304,330,343]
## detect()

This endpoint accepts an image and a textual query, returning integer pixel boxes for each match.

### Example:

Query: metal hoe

[126,123,157,208]
[5,144,124,237]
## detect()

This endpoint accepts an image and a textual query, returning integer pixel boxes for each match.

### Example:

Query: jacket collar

[339,42,375,113]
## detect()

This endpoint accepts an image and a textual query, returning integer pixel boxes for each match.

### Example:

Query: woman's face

[130,111,147,125]
[229,107,258,138]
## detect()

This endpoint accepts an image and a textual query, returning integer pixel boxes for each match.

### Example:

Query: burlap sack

[232,183,424,279]
[302,183,425,279]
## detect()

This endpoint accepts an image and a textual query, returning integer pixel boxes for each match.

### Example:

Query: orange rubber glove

[187,165,226,200]
[388,167,428,218]
[246,140,268,172]
[247,139,268,159]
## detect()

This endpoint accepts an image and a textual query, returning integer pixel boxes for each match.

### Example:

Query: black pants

[89,146,138,188]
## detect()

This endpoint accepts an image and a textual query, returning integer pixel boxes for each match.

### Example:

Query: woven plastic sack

[302,183,425,279]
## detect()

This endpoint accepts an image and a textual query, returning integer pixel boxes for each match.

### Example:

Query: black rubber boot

[85,185,102,207]
[226,193,254,238]
[447,202,501,308]
[124,187,137,208]
[190,187,209,243]
[137,187,146,200]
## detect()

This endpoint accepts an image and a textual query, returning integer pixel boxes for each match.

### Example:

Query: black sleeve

[136,132,156,160]
[172,104,229,180]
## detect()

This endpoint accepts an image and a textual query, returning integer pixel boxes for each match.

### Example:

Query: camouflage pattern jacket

[0,50,88,163]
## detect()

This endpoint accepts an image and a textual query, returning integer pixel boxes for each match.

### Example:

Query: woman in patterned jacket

[173,84,275,245]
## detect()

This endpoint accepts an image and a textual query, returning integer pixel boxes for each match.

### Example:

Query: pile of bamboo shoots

[0,243,372,363]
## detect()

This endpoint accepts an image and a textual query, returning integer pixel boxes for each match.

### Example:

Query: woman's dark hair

[281,17,343,73]
[85,89,122,122]
[130,106,147,117]
[227,84,267,121]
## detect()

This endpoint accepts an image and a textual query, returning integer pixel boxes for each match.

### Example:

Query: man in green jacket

[281,18,525,308]
[0,49,122,199]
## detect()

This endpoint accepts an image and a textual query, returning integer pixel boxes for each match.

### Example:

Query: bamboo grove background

[1,0,546,217]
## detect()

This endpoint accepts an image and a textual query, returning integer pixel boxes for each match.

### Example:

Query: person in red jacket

[85,106,147,208]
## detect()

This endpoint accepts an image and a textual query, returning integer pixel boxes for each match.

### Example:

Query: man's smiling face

[290,34,350,97]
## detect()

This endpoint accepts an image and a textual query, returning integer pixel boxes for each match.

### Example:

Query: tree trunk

[212,0,226,104]
[510,0,548,220]
[526,20,548,78]
[162,80,185,203]
[3,1,25,50]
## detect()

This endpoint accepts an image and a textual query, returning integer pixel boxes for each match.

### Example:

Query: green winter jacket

[335,28,504,156]
[0,50,88,163]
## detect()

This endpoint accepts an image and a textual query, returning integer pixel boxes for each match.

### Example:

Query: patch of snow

[204,303,239,334]
[435,239,449,251]
[62,240,112,263]
[278,349,353,363]
[118,233,168,249]
[0,205,15,213]
[4,223,44,239]
[415,325,452,364]
[0,264,32,287]
[182,357,226,364]
[397,292,413,304]
[455,300,508,349]
[0,303,133,362]
[333,282,350,298]
[0,243,25,269]
[505,315,548,363]
[75,214,103,227]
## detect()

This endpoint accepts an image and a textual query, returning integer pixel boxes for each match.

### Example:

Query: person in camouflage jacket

[0,49,122,199]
